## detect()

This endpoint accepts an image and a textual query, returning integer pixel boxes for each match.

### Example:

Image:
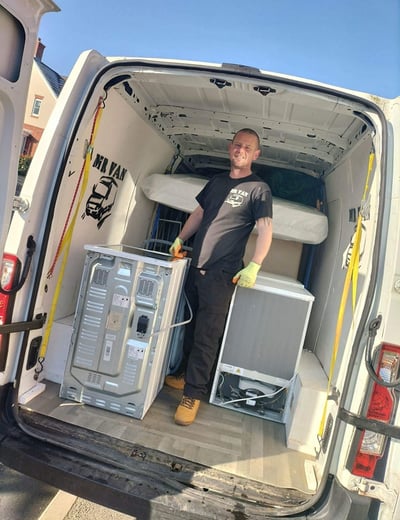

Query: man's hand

[169,237,184,257]
[232,261,260,288]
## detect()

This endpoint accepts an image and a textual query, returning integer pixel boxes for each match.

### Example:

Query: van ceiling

[113,68,370,178]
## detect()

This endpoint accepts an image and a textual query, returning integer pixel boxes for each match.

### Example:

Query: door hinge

[12,196,30,213]
[327,386,340,404]
[210,78,232,89]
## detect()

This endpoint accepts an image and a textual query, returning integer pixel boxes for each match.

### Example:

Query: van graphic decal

[82,153,128,229]
[92,154,127,181]
[84,176,118,228]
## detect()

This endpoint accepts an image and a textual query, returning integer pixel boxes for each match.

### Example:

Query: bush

[18,155,32,176]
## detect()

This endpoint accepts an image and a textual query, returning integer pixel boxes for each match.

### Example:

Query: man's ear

[253,149,261,160]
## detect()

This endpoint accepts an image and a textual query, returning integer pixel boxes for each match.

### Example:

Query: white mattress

[141,174,328,244]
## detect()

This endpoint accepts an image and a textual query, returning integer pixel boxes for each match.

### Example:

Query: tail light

[0,253,21,371]
[351,343,400,478]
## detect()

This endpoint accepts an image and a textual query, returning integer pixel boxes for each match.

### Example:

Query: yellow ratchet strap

[318,151,375,440]
[39,98,104,360]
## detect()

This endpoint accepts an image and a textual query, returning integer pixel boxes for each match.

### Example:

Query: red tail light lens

[351,343,400,478]
[0,253,21,371]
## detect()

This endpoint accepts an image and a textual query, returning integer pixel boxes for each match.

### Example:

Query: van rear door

[0,1,110,381]
[0,1,59,250]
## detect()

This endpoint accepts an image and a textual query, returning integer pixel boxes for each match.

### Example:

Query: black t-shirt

[191,172,272,273]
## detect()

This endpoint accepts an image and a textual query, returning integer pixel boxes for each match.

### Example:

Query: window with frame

[31,96,43,117]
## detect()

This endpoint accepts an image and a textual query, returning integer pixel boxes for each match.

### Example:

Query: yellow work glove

[169,237,184,257]
[232,261,260,288]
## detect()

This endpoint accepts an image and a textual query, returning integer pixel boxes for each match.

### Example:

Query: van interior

[14,60,379,512]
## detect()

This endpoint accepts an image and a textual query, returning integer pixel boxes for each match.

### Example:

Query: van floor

[25,380,318,495]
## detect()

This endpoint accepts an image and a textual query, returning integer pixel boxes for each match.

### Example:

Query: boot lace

[181,396,197,409]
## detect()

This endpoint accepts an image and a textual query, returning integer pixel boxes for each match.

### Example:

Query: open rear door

[0,0,59,252]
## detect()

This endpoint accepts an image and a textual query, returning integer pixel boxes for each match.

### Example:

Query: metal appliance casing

[210,272,314,424]
[60,244,188,419]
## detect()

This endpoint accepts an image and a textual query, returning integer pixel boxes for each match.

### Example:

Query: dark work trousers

[181,266,236,400]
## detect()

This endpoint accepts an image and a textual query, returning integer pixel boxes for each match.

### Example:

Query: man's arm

[169,205,204,257]
[233,217,273,287]
[251,216,273,265]
[179,205,204,241]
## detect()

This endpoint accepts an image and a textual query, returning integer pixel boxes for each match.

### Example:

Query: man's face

[229,132,260,170]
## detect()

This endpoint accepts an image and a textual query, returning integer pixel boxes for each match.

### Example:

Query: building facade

[21,39,65,159]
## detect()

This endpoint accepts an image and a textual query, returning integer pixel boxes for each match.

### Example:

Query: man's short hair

[233,128,261,150]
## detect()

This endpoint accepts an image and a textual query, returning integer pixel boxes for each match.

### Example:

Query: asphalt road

[0,462,57,520]
[0,463,136,520]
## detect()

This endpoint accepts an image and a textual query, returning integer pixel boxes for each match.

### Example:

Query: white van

[1,1,400,519]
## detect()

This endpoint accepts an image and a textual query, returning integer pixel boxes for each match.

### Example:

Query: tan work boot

[165,373,185,390]
[174,396,200,426]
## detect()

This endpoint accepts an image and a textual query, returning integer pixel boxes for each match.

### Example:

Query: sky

[38,0,399,98]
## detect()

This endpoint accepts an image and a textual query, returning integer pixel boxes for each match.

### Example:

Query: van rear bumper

[0,385,373,519]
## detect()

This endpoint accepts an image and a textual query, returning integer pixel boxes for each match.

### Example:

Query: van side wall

[305,137,374,372]
[42,89,175,321]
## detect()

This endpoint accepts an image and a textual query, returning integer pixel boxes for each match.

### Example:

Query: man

[167,128,273,425]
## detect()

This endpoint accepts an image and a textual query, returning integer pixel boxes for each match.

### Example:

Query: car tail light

[351,343,400,478]
[0,253,21,371]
